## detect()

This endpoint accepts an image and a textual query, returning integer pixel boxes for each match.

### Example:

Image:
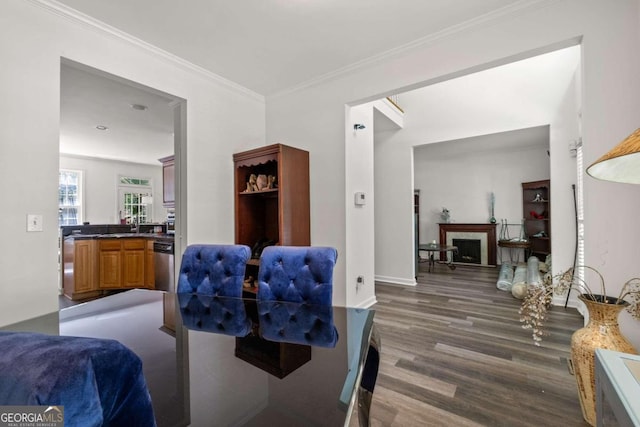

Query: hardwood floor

[369,263,589,427]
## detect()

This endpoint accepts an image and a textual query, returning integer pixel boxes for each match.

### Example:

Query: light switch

[27,214,43,232]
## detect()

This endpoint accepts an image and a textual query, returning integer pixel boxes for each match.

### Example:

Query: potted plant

[519,267,640,426]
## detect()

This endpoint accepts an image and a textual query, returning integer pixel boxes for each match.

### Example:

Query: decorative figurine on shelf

[245,174,258,192]
[440,207,450,223]
[256,174,268,190]
[267,175,276,189]
[532,193,545,202]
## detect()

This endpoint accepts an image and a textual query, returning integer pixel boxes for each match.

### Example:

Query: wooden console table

[498,239,531,263]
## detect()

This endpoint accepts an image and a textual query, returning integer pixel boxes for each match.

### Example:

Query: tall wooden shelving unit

[522,179,551,259]
[233,143,310,286]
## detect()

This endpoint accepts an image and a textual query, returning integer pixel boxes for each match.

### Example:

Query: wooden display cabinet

[522,179,551,259]
[233,144,310,289]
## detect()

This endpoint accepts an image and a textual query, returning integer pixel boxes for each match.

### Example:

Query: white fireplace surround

[446,232,488,265]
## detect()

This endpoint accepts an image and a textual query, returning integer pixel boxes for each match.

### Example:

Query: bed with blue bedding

[0,331,156,427]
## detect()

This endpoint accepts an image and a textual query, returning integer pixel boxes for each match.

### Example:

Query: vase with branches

[519,266,640,344]
[519,266,640,426]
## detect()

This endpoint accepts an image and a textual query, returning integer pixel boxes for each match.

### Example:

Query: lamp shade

[586,128,640,184]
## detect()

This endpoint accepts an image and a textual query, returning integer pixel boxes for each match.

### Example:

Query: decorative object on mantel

[519,267,640,426]
[440,207,450,223]
[489,192,496,224]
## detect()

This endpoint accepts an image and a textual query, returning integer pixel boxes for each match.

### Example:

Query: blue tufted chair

[178,293,252,337]
[257,246,338,305]
[177,244,251,297]
[257,300,338,347]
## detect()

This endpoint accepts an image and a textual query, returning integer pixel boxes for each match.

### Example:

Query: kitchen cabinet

[63,236,156,300]
[63,239,100,300]
[159,155,175,208]
[99,240,123,289]
[122,239,146,287]
[522,179,551,259]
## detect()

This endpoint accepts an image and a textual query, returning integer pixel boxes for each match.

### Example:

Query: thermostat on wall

[354,192,366,206]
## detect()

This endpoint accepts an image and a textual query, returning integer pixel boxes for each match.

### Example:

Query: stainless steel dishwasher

[153,241,175,292]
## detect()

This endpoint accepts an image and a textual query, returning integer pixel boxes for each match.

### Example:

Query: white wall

[373,47,580,286]
[267,0,640,347]
[344,104,376,306]
[60,155,167,224]
[0,1,265,328]
[414,127,550,248]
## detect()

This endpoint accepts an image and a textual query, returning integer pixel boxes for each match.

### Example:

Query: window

[118,176,153,225]
[59,169,83,226]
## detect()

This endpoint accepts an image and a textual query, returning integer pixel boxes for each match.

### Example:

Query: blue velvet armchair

[257,246,338,305]
[0,331,156,427]
[177,244,251,297]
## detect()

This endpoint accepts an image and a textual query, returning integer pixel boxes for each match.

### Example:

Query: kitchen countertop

[65,233,174,241]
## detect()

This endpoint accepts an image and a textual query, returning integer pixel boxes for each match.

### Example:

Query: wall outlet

[27,214,43,232]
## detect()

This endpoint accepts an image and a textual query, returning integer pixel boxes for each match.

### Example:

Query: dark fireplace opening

[452,239,481,264]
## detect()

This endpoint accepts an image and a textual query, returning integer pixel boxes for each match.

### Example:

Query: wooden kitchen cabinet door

[99,240,122,288]
[122,239,146,288]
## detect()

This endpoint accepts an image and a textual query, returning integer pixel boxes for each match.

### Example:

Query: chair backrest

[257,246,338,305]
[177,244,251,297]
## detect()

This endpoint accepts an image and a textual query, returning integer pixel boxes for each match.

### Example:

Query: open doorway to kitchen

[59,58,184,308]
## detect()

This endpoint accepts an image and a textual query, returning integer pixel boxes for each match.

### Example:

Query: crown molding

[27,0,265,102]
[271,0,561,99]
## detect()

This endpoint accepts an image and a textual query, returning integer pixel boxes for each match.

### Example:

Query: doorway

[58,59,185,306]
[346,44,581,303]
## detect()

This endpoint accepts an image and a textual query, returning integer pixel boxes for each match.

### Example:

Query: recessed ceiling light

[96,125,108,131]
[131,104,148,111]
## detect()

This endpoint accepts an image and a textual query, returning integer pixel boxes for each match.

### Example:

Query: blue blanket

[0,331,156,427]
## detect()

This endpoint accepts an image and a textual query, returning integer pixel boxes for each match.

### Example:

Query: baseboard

[374,275,417,286]
[353,295,377,308]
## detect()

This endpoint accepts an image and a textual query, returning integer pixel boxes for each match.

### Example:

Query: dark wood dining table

[8,289,378,427]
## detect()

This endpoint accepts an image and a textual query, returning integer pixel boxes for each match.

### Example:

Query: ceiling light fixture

[95,125,108,131]
[131,104,148,111]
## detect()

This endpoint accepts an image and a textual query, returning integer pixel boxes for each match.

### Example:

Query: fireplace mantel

[438,223,497,266]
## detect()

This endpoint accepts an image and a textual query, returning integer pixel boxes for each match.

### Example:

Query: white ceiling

[60,62,176,165]
[54,0,525,96]
[57,0,578,166]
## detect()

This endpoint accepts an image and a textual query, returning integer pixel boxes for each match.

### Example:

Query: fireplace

[439,223,497,266]
[452,238,482,264]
